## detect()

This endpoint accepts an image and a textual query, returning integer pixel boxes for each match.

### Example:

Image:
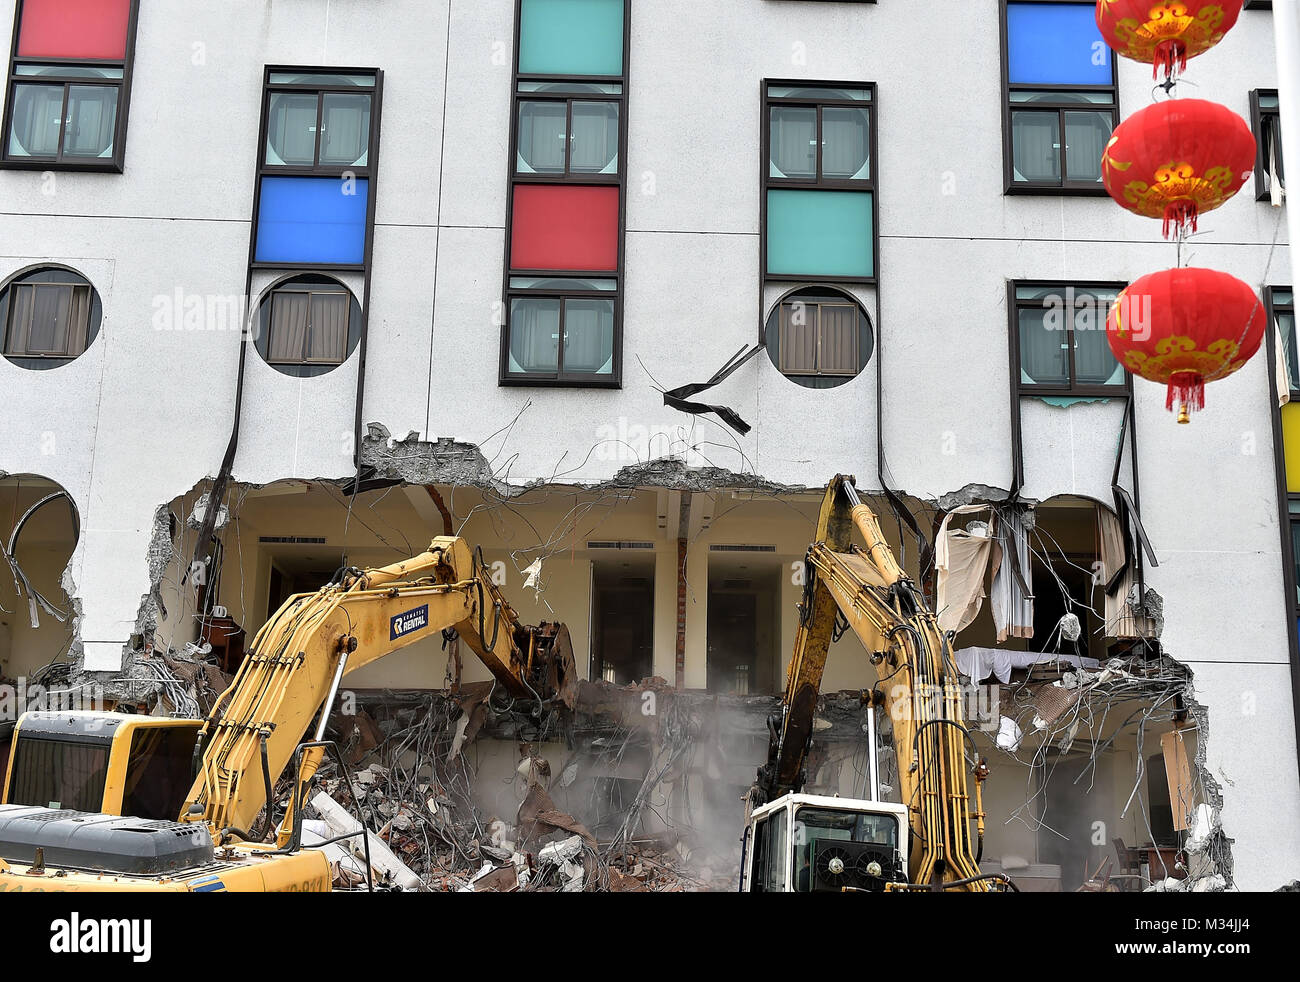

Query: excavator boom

[751,476,994,892]
[0,534,575,892]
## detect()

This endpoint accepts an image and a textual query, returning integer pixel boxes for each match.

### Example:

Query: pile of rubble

[292,759,737,892]
[259,681,743,892]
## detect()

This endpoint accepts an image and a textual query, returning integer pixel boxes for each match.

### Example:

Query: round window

[765,288,874,389]
[253,275,362,377]
[0,267,102,370]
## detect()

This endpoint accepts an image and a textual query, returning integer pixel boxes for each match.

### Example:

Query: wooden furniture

[1111,837,1147,892]
[200,615,246,674]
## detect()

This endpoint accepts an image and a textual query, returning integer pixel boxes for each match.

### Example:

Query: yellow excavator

[742,476,1010,893]
[0,535,575,892]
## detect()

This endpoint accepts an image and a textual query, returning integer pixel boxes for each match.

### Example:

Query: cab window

[751,808,789,892]
[793,807,898,892]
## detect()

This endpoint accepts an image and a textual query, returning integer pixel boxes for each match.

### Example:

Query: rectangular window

[3,280,92,357]
[2,0,138,171]
[763,81,877,283]
[502,0,628,385]
[1002,1,1117,193]
[1011,282,1127,395]
[777,299,859,377]
[252,69,380,269]
[1252,89,1286,203]
[266,285,350,365]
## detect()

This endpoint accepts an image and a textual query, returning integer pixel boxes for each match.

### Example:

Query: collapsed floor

[0,460,1234,892]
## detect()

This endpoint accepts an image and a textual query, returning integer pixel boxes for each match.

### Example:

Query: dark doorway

[590,561,654,684]
[1037,759,1095,892]
[1029,557,1097,659]
[707,560,780,694]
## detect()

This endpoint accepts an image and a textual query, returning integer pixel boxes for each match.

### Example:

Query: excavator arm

[184,536,575,839]
[754,476,992,891]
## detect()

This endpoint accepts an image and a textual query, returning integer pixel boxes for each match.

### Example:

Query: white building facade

[0,0,1297,890]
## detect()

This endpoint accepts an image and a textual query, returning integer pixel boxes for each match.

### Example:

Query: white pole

[1276,1,1300,293]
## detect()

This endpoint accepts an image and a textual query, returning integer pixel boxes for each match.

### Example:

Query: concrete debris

[310,790,424,892]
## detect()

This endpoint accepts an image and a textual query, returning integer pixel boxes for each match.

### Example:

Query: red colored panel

[511,185,619,272]
[17,0,133,60]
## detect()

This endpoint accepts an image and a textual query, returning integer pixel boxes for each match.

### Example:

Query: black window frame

[500,0,630,388]
[514,93,622,183]
[1,0,140,173]
[249,65,383,275]
[260,71,376,178]
[1251,88,1285,203]
[761,78,879,287]
[999,0,1119,196]
[1009,279,1132,398]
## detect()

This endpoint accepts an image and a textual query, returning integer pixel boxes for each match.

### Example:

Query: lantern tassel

[1163,200,1199,240]
[1167,372,1205,424]
[1153,39,1187,82]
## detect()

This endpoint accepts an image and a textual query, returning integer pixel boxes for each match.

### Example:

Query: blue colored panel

[1007,2,1110,86]
[255,176,370,265]
[519,0,624,76]
[767,190,873,278]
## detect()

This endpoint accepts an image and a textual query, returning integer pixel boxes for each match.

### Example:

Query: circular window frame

[253,273,362,378]
[0,265,103,371]
[764,286,875,390]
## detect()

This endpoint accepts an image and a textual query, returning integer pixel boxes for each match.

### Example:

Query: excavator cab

[742,794,910,893]
[2,711,202,820]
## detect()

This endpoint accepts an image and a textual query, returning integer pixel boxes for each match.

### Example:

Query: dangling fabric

[990,505,1034,642]
[935,505,996,635]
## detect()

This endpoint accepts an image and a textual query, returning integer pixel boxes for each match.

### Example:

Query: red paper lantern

[1096,1,1243,80]
[1101,99,1256,238]
[1107,267,1265,422]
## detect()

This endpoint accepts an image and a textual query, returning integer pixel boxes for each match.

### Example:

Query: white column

[1277,1,1300,292]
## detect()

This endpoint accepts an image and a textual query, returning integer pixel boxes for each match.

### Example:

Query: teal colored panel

[766,190,874,278]
[519,0,624,77]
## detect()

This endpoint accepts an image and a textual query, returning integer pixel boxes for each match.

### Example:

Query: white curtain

[990,506,1034,642]
[266,92,318,166]
[822,107,869,180]
[818,303,858,374]
[27,284,72,354]
[1097,506,1158,639]
[562,299,612,374]
[268,292,310,362]
[321,93,371,167]
[770,107,816,178]
[64,85,118,158]
[517,102,566,173]
[4,284,35,355]
[571,102,617,174]
[1011,111,1060,183]
[1018,308,1067,384]
[509,298,560,372]
[10,84,63,157]
[1064,110,1112,183]
[777,302,817,374]
[307,293,349,362]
